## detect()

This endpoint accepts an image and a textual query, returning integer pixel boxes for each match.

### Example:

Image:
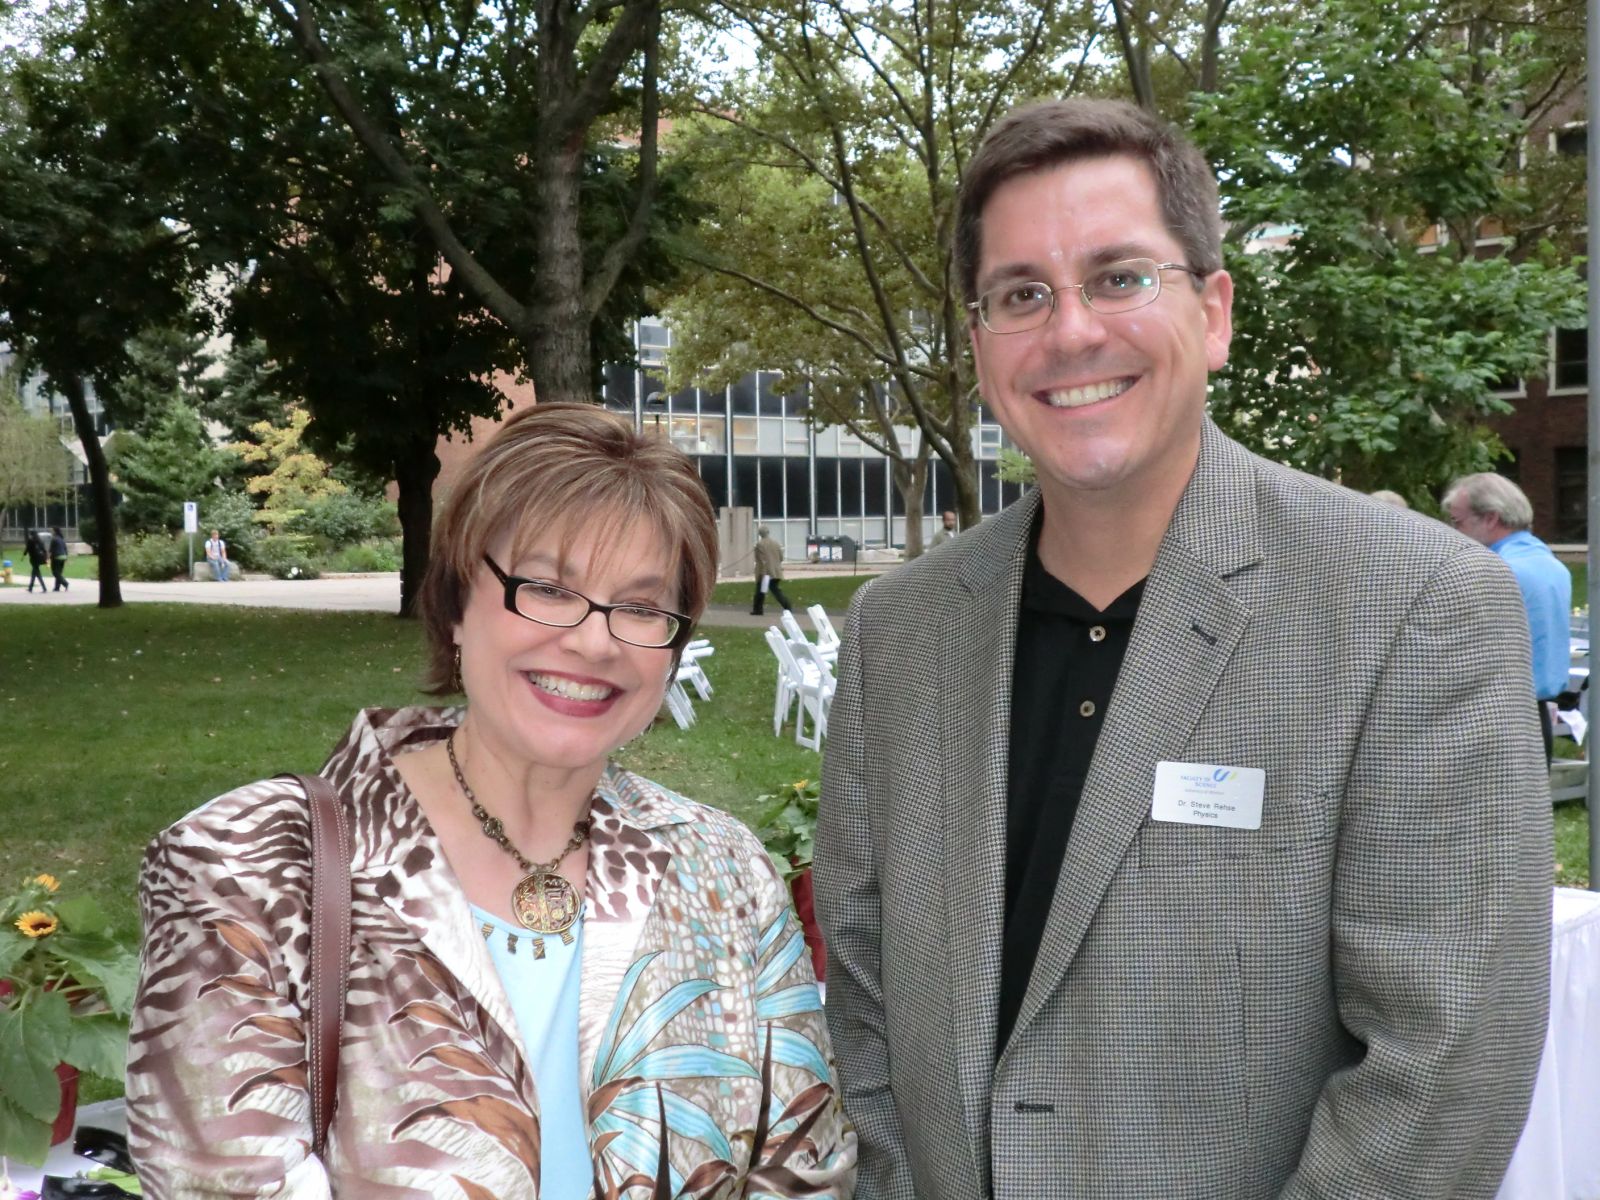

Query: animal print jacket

[127,707,857,1198]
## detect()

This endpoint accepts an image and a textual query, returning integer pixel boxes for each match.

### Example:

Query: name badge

[1151,761,1264,830]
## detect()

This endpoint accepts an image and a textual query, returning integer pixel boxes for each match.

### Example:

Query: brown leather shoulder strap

[287,772,351,1161]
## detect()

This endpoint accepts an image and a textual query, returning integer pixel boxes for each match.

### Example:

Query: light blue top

[1490,530,1573,700]
[472,903,590,1199]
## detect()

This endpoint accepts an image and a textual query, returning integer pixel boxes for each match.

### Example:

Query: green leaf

[0,1091,52,1167]
[0,991,70,1121]
[55,893,111,935]
[62,1012,130,1082]
[0,926,30,977]
[50,931,141,1016]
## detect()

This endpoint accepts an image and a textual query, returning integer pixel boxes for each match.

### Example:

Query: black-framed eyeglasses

[967,258,1207,334]
[483,556,693,651]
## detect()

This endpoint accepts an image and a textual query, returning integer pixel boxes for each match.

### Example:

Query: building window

[1555,123,1588,159]
[731,373,758,415]
[732,455,758,510]
[1556,447,1586,542]
[786,459,811,521]
[731,416,757,454]
[863,458,887,518]
[697,455,728,509]
[1553,327,1587,390]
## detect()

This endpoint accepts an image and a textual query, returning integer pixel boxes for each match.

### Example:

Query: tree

[230,407,347,533]
[0,370,65,518]
[666,0,1101,528]
[107,397,240,536]
[257,0,677,403]
[1190,0,1587,502]
[0,5,197,607]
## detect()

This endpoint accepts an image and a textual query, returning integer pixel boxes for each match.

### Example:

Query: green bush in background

[325,539,402,572]
[254,534,322,580]
[291,492,398,547]
[117,534,190,581]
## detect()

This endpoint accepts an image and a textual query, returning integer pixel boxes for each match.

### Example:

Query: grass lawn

[709,572,877,612]
[0,543,96,582]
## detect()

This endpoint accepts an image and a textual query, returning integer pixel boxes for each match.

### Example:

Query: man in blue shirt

[1443,472,1574,762]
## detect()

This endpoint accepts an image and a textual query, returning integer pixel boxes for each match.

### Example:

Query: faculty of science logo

[1179,767,1235,789]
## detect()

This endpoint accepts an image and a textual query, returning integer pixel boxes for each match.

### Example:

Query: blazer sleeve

[1283,546,1553,1198]
[815,592,919,1200]
[126,783,330,1199]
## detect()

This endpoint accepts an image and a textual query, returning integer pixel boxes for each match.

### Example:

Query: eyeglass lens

[982,258,1164,332]
[514,582,681,648]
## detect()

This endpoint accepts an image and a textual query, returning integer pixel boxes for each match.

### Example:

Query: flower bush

[0,873,140,1165]
[754,778,819,880]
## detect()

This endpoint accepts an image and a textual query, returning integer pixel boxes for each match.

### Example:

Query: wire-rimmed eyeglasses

[967,258,1206,335]
[483,556,693,651]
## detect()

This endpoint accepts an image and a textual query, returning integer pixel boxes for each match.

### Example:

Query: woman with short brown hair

[129,402,856,1197]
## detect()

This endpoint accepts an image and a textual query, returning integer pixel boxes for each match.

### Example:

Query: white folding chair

[795,637,837,740]
[766,627,827,749]
[679,638,715,700]
[664,677,696,729]
[806,604,841,662]
[764,627,798,736]
[779,608,808,645]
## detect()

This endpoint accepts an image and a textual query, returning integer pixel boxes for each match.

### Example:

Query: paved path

[0,573,826,629]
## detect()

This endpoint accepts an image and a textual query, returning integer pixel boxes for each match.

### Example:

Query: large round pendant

[511,869,581,934]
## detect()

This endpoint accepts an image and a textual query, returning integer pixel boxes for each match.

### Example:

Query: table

[1497,886,1600,1199]
[0,1098,127,1196]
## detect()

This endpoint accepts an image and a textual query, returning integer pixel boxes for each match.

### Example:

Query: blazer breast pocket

[1136,790,1332,868]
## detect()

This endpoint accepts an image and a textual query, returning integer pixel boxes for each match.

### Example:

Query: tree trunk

[894,445,931,559]
[530,142,593,405]
[61,373,121,608]
[946,430,981,529]
[392,431,439,619]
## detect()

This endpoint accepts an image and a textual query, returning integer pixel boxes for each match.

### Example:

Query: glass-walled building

[601,318,1025,561]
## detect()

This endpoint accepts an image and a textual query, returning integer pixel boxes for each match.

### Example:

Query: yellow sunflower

[33,873,60,893]
[15,910,58,938]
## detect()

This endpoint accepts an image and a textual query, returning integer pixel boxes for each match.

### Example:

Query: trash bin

[806,537,822,563]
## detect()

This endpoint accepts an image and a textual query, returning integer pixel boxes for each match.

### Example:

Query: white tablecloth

[1497,886,1600,1199]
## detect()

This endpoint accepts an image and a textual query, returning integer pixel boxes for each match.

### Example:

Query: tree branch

[584,2,662,317]
[264,0,531,336]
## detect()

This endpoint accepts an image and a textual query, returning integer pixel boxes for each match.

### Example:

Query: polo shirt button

[1089,625,1107,642]
[1078,700,1096,717]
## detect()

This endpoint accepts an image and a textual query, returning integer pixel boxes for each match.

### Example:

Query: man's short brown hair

[954,98,1224,303]
[418,402,718,693]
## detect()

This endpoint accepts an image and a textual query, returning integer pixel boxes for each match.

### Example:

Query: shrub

[202,491,261,567]
[325,539,401,573]
[119,533,190,581]
[255,534,321,580]
[291,492,398,547]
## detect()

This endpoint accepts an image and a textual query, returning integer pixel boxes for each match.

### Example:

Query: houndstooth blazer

[815,419,1553,1200]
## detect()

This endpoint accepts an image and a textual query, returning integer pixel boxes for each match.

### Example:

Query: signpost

[183,501,198,579]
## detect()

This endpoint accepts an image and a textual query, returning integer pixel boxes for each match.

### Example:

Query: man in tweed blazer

[814,98,1553,1199]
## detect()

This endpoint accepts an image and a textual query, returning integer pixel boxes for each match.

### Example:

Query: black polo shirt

[997,527,1145,1053]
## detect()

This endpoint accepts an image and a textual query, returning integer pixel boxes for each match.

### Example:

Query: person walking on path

[750,525,794,616]
[24,529,49,593]
[204,528,231,582]
[48,526,69,591]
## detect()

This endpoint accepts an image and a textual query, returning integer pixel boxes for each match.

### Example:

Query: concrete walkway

[0,572,848,629]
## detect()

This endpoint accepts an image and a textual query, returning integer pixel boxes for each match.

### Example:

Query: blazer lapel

[1006,421,1263,1045]
[364,778,526,1063]
[942,492,1036,1144]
